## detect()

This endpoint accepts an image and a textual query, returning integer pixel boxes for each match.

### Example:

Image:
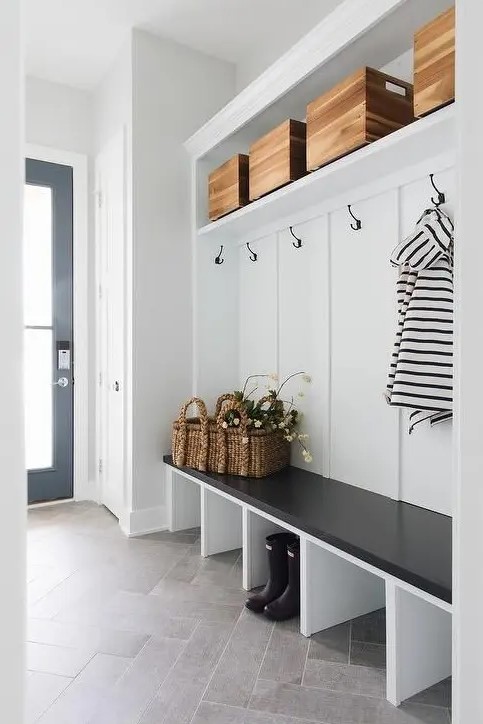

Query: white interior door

[95,129,126,519]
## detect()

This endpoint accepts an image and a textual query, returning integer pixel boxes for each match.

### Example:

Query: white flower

[279,422,285,429]
[222,421,228,429]
[303,374,312,383]
[242,437,249,444]
[302,449,313,463]
[254,420,262,428]
[233,418,240,426]
[298,433,309,440]
[285,434,294,442]
[269,372,279,381]
[272,423,277,429]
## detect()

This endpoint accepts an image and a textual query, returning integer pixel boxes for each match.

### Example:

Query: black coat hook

[289,226,303,249]
[429,173,446,207]
[214,245,224,265]
[348,204,362,231]
[246,242,257,262]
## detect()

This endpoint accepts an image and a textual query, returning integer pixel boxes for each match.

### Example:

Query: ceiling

[24,0,344,91]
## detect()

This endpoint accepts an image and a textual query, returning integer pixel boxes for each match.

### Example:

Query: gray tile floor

[27,502,452,723]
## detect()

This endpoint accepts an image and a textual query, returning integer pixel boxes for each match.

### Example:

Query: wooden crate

[414,7,455,118]
[306,67,414,171]
[249,119,306,201]
[208,154,249,221]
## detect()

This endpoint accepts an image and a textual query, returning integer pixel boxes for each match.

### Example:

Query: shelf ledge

[198,105,456,245]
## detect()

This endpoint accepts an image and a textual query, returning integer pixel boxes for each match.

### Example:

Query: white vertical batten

[453,1,483,721]
[0,0,25,720]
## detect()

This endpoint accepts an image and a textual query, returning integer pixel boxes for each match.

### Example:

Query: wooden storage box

[414,7,455,118]
[306,67,414,171]
[208,154,249,221]
[249,119,306,201]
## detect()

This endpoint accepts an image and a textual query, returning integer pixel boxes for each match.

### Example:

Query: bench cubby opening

[300,537,386,638]
[242,507,289,591]
[201,485,243,557]
[386,581,452,707]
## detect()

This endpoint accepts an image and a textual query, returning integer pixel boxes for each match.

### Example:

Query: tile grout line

[192,699,324,724]
[133,630,195,724]
[246,618,276,711]
[187,606,246,724]
[30,672,75,723]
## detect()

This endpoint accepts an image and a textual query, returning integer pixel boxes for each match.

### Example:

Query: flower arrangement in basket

[220,372,312,467]
[172,372,312,478]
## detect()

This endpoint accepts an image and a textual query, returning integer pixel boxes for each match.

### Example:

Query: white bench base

[165,464,452,707]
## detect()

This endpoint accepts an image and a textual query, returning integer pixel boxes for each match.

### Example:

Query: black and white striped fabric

[385,207,454,434]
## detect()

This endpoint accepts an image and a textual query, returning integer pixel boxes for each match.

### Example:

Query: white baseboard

[119,505,167,537]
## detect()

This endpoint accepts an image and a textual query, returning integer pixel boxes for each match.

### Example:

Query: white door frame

[94,129,128,521]
[25,144,89,502]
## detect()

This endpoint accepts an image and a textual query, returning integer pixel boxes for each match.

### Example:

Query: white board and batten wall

[195,162,455,517]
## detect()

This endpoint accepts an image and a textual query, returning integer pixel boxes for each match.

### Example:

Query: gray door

[25,159,73,503]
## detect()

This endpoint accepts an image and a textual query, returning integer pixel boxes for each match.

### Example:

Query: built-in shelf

[197,104,455,245]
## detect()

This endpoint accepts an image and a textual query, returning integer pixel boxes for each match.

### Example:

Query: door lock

[53,377,69,388]
[113,381,120,392]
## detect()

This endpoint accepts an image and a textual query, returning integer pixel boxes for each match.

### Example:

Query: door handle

[53,377,69,388]
[113,381,120,392]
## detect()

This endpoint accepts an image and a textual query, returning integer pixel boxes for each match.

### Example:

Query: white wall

[25,76,94,155]
[94,39,132,154]
[454,1,483,720]
[130,30,235,519]
[0,0,26,720]
[234,0,342,92]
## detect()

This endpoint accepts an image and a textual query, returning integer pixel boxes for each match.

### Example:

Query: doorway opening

[24,159,73,503]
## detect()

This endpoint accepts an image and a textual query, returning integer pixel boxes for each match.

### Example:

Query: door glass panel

[23,184,52,327]
[24,329,53,470]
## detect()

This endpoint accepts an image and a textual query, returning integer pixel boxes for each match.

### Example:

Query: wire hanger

[348,204,362,231]
[429,174,446,207]
[246,242,258,262]
[214,245,224,265]
[289,226,303,249]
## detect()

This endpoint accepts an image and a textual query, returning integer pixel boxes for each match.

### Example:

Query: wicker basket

[172,397,212,472]
[172,395,241,473]
[172,395,290,478]
[216,398,290,478]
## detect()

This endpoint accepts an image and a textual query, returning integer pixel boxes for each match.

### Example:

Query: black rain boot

[264,539,300,621]
[245,532,298,613]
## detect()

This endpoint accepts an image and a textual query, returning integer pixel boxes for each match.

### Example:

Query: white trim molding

[25,144,90,502]
[183,0,449,160]
[119,506,167,537]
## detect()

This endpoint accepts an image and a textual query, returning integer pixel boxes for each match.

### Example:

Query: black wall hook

[214,245,224,265]
[289,226,303,249]
[246,242,258,262]
[429,173,446,207]
[348,204,362,231]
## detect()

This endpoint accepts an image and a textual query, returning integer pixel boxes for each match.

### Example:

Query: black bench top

[164,456,452,604]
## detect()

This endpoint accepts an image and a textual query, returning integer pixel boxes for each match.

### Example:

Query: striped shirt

[385,207,454,434]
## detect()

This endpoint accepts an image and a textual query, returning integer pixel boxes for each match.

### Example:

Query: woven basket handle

[215,393,238,417]
[175,397,209,471]
[216,399,249,477]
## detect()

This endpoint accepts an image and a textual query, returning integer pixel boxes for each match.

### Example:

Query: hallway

[26,503,450,723]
